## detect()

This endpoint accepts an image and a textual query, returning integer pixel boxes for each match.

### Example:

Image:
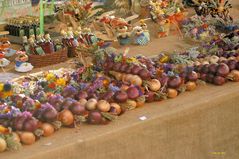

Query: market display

[0,0,238,154]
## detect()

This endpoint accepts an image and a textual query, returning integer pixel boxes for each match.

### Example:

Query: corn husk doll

[0,40,10,67]
[54,39,63,52]
[158,19,170,38]
[43,34,54,54]
[82,28,98,46]
[15,51,33,73]
[117,24,131,46]
[140,20,150,41]
[0,51,10,67]
[67,30,79,47]
[132,26,150,45]
[61,30,68,46]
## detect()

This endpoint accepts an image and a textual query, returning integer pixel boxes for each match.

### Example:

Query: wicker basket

[29,48,68,68]
[67,47,78,57]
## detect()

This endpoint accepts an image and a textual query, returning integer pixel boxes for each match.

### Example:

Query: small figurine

[28,38,37,55]
[15,51,33,73]
[43,34,54,54]
[140,20,150,41]
[0,37,16,57]
[76,26,85,44]
[36,35,43,45]
[0,51,10,68]
[29,34,36,42]
[82,28,98,46]
[116,25,131,46]
[40,34,46,43]
[158,19,170,38]
[132,26,150,45]
[54,39,63,51]
[67,30,79,47]
[61,30,68,46]
[22,36,31,55]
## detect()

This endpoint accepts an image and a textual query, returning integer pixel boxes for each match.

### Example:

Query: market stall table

[1,82,239,159]
[0,1,239,158]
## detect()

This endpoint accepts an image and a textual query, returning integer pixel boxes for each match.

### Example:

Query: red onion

[168,76,182,89]
[131,65,142,75]
[208,64,218,74]
[69,102,86,115]
[145,91,155,103]
[88,111,102,124]
[213,76,226,85]
[138,69,151,80]
[217,63,230,77]
[187,71,198,81]
[114,91,128,103]
[206,74,215,83]
[227,60,237,70]
[75,91,88,100]
[126,87,139,100]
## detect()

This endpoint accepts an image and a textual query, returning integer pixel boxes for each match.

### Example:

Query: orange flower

[103,79,110,86]
[16,101,23,108]
[48,82,56,89]
[35,101,42,109]
[202,24,208,29]
[0,125,9,134]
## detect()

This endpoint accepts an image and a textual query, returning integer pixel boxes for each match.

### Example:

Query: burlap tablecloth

[1,2,239,158]
[1,83,239,159]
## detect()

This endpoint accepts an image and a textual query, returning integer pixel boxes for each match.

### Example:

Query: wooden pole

[40,0,44,34]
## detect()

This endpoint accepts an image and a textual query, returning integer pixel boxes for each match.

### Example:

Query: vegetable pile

[0,30,239,153]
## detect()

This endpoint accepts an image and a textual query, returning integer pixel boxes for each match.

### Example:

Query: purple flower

[0,104,21,119]
[39,103,54,112]
[22,98,36,112]
[109,84,120,92]
[20,111,33,118]
[87,78,104,94]
[79,83,90,90]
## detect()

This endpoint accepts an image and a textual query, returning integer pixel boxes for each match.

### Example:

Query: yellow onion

[97,100,111,112]
[147,79,161,92]
[41,123,55,137]
[0,138,7,152]
[109,103,121,115]
[58,110,74,126]
[228,70,239,82]
[186,81,197,91]
[124,74,134,83]
[79,98,87,106]
[85,98,97,111]
[19,132,36,145]
[167,88,178,98]
[12,132,21,143]
[130,75,143,86]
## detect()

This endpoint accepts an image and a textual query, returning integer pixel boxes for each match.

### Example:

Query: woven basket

[29,48,68,68]
[67,47,78,57]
